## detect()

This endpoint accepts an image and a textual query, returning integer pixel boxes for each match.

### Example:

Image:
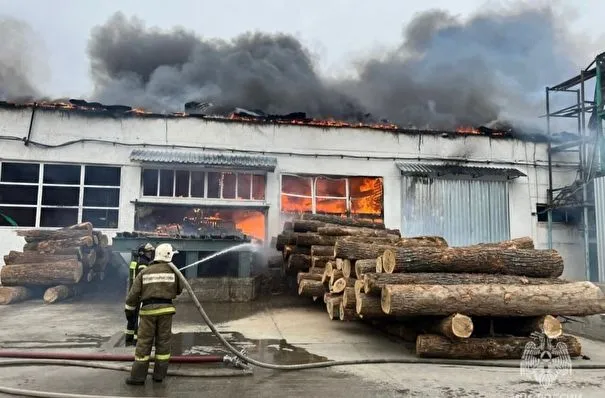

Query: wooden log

[354,259,376,280]
[323,292,339,304]
[282,221,294,232]
[381,282,605,317]
[376,256,383,273]
[0,286,37,305]
[317,225,401,237]
[298,279,326,297]
[293,220,325,232]
[363,273,568,296]
[62,222,93,231]
[335,237,448,261]
[321,267,331,284]
[339,302,357,321]
[23,236,94,253]
[415,314,474,340]
[275,232,299,251]
[415,334,582,359]
[312,256,332,269]
[300,213,385,229]
[324,261,334,276]
[326,296,343,320]
[381,247,564,278]
[491,315,563,339]
[19,228,93,241]
[342,287,356,309]
[311,245,335,257]
[331,277,354,294]
[466,237,534,250]
[0,260,84,286]
[93,248,110,272]
[4,251,82,266]
[43,285,82,304]
[335,258,344,270]
[356,292,386,318]
[283,245,312,258]
[329,270,344,290]
[342,259,354,278]
[287,254,311,271]
[376,322,418,342]
[354,279,365,300]
[296,234,337,247]
[297,272,323,284]
[94,232,109,248]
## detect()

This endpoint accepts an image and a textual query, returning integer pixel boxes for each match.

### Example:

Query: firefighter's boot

[152,361,169,383]
[125,361,149,385]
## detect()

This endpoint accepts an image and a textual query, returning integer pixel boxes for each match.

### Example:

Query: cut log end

[449,314,473,339]
[542,315,563,339]
[298,279,326,297]
[381,250,396,274]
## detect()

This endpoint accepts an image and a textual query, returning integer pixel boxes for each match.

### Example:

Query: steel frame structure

[544,52,605,281]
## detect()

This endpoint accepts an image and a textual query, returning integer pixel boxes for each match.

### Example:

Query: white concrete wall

[0,108,585,279]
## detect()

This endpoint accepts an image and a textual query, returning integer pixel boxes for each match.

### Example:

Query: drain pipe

[0,351,224,363]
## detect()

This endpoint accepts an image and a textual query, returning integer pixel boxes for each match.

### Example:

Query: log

[311,245,335,257]
[282,221,293,232]
[298,279,326,297]
[381,282,605,317]
[4,251,82,266]
[321,268,331,284]
[0,260,84,286]
[376,322,418,342]
[283,245,311,258]
[312,256,332,269]
[415,334,581,359]
[317,225,400,237]
[62,222,93,231]
[23,236,94,252]
[293,220,325,232]
[381,247,564,277]
[342,287,356,309]
[329,270,344,290]
[297,271,323,284]
[287,254,311,271]
[467,237,534,250]
[19,228,92,241]
[335,258,344,270]
[94,232,109,248]
[323,292,339,304]
[0,286,37,305]
[415,314,474,340]
[363,273,568,295]
[354,279,365,300]
[335,237,448,261]
[342,259,354,278]
[355,259,377,280]
[43,284,82,304]
[492,315,562,339]
[296,234,337,247]
[331,277,354,294]
[376,256,383,273]
[300,213,385,229]
[93,248,110,272]
[356,292,386,318]
[326,296,343,320]
[275,232,299,251]
[339,302,357,321]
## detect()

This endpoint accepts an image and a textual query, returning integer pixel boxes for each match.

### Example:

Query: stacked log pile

[275,215,605,360]
[0,222,111,305]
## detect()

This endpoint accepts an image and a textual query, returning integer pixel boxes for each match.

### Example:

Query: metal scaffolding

[545,52,605,281]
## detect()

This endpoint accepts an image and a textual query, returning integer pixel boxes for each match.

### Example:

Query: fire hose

[2,260,605,398]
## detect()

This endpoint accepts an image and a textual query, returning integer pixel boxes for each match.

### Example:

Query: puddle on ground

[1,334,109,349]
[115,331,328,365]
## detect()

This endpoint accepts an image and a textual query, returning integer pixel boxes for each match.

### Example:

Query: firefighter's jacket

[128,255,152,290]
[125,261,183,317]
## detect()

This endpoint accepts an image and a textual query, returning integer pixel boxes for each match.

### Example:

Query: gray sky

[1,0,604,100]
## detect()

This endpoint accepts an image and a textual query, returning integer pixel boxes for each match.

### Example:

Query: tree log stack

[279,220,604,360]
[1,222,112,305]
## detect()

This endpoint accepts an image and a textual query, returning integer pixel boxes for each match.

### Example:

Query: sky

[1,0,604,100]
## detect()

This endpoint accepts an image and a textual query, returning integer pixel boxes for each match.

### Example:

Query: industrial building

[0,96,592,287]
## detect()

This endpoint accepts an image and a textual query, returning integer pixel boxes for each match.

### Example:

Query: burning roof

[0,99,551,142]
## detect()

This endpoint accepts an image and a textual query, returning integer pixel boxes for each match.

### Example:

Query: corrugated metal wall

[401,177,510,246]
[595,176,605,282]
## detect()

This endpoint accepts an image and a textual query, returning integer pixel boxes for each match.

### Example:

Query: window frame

[0,161,122,229]
[279,173,383,217]
[140,166,267,202]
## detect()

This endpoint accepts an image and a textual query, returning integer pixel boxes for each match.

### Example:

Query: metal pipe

[0,350,224,363]
[24,103,36,146]
[546,87,553,249]
[580,70,592,281]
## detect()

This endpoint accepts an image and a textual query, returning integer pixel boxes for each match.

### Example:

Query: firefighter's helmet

[138,243,155,254]
[153,243,178,262]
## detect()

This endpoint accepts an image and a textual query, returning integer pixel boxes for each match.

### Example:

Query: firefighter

[124,243,183,385]
[125,243,155,346]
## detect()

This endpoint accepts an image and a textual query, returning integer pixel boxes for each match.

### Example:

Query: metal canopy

[395,162,526,180]
[130,149,278,171]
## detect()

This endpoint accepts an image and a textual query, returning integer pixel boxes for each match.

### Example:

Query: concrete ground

[1,292,604,398]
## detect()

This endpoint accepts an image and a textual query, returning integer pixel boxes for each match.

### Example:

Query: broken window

[279,174,383,217]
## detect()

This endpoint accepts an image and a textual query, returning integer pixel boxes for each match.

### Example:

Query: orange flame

[456,126,481,134]
[233,212,266,241]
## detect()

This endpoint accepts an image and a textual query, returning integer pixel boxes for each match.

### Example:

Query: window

[280,174,383,216]
[0,162,121,228]
[535,204,581,224]
[141,168,266,201]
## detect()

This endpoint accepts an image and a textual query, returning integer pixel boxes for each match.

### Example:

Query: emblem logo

[520,331,572,389]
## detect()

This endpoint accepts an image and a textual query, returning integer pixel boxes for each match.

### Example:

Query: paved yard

[0,293,604,398]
